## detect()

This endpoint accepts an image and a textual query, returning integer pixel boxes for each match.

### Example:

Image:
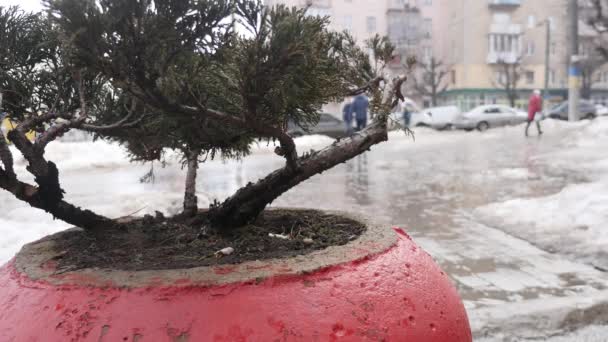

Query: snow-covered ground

[476,117,608,270]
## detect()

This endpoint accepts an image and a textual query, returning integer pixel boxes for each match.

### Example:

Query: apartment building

[437,0,608,110]
[263,0,439,110]
[264,0,438,59]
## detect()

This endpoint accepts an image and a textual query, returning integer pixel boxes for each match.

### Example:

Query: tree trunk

[581,71,592,99]
[183,149,200,217]
[3,130,110,231]
[431,84,438,107]
[509,93,516,108]
[0,169,110,230]
[208,121,389,229]
[0,134,15,178]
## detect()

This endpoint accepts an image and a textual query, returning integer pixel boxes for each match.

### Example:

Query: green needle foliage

[0,0,402,230]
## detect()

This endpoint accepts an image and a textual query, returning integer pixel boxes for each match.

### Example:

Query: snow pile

[475,117,608,269]
[478,325,608,342]
[476,181,608,267]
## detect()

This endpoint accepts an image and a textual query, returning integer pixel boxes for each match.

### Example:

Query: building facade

[262,0,608,112]
[436,0,608,110]
[263,0,438,112]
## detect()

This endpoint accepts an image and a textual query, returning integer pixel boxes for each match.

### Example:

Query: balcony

[490,23,521,35]
[487,51,520,64]
[488,0,521,8]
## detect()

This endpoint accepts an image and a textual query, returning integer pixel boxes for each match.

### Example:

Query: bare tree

[411,57,449,107]
[580,54,606,99]
[492,57,526,108]
[587,1,608,56]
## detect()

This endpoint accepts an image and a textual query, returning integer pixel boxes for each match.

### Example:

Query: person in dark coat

[403,105,412,127]
[342,100,353,135]
[351,94,369,132]
[526,89,543,137]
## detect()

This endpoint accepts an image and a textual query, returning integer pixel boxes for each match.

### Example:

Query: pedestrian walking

[342,99,353,135]
[352,94,369,132]
[403,104,412,127]
[526,89,543,137]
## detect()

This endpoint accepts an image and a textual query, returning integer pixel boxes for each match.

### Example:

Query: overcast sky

[2,0,44,12]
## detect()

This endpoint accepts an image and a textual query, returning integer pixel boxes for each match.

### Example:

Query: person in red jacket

[526,89,543,137]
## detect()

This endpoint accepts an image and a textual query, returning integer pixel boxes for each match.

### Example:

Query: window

[423,46,432,61]
[424,0,432,5]
[527,15,536,29]
[526,71,534,85]
[551,41,557,55]
[489,34,520,54]
[451,70,456,84]
[495,71,508,84]
[526,41,535,56]
[424,19,432,38]
[548,16,556,31]
[342,15,352,31]
[366,16,377,33]
[306,7,332,17]
[550,69,556,84]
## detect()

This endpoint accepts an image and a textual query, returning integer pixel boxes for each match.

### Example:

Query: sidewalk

[411,216,608,340]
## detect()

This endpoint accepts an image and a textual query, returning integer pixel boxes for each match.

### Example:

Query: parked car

[547,100,597,120]
[595,104,608,116]
[287,113,346,139]
[390,105,461,130]
[422,106,461,130]
[453,105,528,131]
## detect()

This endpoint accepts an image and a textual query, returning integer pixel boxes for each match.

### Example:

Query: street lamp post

[568,0,580,122]
[543,19,551,106]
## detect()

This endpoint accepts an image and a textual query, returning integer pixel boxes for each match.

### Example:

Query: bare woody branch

[345,76,384,97]
[0,131,15,179]
[0,167,109,229]
[80,114,146,133]
[209,75,408,228]
[18,112,64,134]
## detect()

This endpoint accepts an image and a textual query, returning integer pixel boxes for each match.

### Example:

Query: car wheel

[584,113,596,120]
[464,128,474,132]
[477,121,489,132]
[437,124,452,131]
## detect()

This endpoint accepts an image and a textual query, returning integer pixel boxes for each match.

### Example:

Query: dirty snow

[478,325,608,342]
[476,117,608,270]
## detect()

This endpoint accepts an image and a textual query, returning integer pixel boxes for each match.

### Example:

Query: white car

[420,106,461,130]
[390,104,461,130]
[596,104,608,116]
[453,105,528,131]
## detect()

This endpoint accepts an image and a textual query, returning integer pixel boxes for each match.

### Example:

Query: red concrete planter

[0,212,471,342]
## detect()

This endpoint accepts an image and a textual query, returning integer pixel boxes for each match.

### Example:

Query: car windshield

[551,103,567,111]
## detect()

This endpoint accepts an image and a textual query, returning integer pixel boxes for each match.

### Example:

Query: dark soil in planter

[52,209,366,271]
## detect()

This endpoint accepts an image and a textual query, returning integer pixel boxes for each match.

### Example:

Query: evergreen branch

[345,76,384,97]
